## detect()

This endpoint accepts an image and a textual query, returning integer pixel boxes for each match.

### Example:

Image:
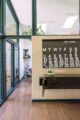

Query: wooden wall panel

[32,36,80,100]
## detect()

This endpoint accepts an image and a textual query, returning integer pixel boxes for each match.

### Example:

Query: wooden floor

[0,78,80,120]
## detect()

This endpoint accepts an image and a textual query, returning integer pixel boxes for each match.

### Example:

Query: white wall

[24,39,32,68]
[19,39,24,80]
[19,39,32,80]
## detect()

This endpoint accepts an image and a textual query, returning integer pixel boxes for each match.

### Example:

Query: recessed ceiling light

[63,16,78,29]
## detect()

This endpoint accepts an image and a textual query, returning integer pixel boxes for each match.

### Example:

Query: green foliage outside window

[22,25,45,35]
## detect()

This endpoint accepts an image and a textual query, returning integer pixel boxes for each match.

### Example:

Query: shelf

[23,55,30,59]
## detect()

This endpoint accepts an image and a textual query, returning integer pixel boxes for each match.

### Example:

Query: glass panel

[0,82,1,100]
[37,0,79,35]
[11,0,32,35]
[6,2,17,35]
[12,39,17,43]
[0,39,2,102]
[6,42,11,92]
[15,45,19,83]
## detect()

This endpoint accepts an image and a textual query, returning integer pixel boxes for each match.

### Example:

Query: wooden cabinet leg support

[42,80,45,97]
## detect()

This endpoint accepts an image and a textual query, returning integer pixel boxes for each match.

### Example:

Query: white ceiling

[11,0,32,25]
[10,0,79,35]
[37,0,79,34]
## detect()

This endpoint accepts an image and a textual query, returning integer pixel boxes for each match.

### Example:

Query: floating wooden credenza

[39,74,80,96]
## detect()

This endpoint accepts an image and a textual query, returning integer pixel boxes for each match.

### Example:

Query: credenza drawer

[45,77,80,89]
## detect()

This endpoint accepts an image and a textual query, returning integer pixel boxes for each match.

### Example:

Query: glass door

[0,38,2,103]
[6,40,14,95]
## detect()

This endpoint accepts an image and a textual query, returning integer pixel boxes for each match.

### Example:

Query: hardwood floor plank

[0,78,80,120]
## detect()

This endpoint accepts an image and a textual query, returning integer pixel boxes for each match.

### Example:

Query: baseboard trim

[19,76,25,82]
[32,99,80,102]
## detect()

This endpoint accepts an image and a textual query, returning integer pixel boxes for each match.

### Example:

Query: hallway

[0,78,80,120]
